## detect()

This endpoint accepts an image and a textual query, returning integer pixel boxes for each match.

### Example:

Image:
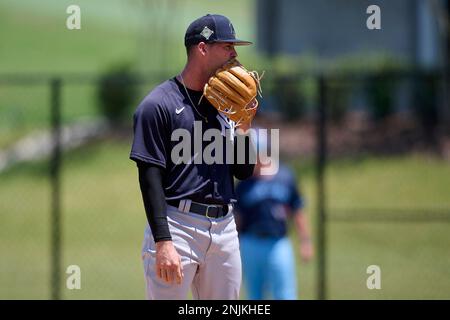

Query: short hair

[186,45,194,57]
[186,42,215,59]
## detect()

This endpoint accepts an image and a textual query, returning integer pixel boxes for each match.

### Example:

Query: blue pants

[239,234,297,300]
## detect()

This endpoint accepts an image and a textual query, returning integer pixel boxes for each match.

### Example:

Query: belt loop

[184,200,192,213]
[178,200,185,212]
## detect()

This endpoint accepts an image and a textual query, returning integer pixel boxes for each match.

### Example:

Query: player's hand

[155,240,184,285]
[238,122,252,132]
[300,240,314,263]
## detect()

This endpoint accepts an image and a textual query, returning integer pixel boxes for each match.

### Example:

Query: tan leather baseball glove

[203,59,263,127]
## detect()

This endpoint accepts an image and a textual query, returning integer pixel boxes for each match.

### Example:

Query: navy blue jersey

[235,164,304,238]
[130,77,239,205]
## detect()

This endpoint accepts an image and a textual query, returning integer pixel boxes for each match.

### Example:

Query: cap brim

[215,39,253,46]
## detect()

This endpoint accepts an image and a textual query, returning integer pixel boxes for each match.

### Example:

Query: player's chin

[207,67,220,79]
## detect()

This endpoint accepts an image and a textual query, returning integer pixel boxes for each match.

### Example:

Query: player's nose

[230,47,237,59]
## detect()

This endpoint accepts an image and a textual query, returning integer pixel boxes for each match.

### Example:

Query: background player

[235,134,313,299]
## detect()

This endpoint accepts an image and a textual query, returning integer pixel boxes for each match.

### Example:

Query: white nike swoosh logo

[176,107,185,114]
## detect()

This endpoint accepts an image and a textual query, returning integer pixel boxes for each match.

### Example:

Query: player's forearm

[137,162,172,242]
[232,162,255,180]
[294,210,312,243]
[232,130,256,180]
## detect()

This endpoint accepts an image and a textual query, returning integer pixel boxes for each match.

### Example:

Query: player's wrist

[155,239,174,249]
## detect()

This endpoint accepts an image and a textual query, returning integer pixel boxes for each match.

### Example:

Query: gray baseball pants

[142,205,242,300]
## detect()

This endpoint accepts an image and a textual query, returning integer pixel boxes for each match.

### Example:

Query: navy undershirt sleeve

[137,161,171,242]
[231,133,256,180]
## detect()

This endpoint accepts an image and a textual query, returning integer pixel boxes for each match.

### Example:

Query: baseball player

[129,14,256,299]
[235,135,313,299]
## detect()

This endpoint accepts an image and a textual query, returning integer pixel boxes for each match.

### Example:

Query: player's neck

[179,63,209,91]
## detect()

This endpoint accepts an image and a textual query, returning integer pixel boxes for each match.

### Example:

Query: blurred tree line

[95,51,447,156]
[263,53,446,137]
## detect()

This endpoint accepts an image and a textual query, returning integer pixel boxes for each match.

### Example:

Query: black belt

[167,199,231,219]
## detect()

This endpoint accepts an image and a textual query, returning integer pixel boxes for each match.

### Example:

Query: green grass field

[1,141,449,299]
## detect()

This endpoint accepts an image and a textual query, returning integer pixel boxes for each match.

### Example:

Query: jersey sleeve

[130,97,171,169]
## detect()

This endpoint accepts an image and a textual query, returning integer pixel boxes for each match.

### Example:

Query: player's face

[207,42,238,72]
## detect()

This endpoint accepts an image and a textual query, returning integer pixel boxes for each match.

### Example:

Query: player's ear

[197,42,208,56]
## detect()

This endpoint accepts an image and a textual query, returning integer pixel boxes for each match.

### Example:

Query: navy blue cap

[184,14,252,47]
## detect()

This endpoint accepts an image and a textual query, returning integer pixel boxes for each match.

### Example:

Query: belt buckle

[205,204,230,218]
[205,205,216,218]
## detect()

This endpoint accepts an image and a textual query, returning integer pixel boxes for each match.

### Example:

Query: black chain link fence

[0,70,449,299]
